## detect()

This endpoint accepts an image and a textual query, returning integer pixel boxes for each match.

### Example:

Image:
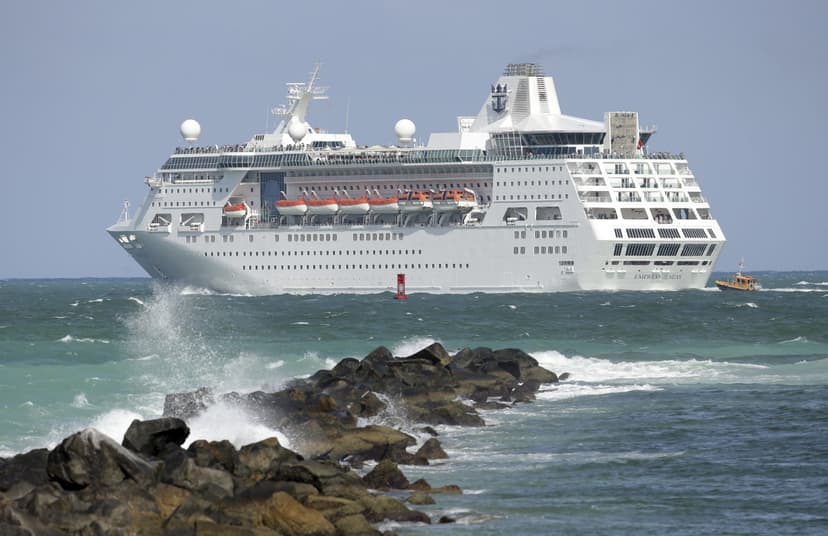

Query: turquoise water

[1,274,827,534]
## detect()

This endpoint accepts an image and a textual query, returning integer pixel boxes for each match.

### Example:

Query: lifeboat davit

[398,191,433,213]
[306,197,339,215]
[338,196,370,214]
[434,189,476,212]
[368,195,400,214]
[275,198,308,216]
[223,202,247,218]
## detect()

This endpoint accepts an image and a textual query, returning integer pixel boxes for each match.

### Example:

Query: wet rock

[414,438,448,460]
[406,492,435,505]
[122,417,190,458]
[188,439,241,474]
[334,513,382,535]
[46,428,158,490]
[0,449,49,493]
[362,459,409,490]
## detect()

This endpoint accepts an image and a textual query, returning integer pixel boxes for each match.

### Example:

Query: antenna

[345,96,351,134]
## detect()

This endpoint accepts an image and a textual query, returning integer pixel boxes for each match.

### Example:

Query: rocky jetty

[0,344,559,535]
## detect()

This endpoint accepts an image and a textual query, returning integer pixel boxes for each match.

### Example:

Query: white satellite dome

[287,119,307,142]
[394,118,416,144]
[180,119,201,143]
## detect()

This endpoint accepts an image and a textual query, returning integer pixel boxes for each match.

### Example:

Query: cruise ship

[108,63,724,294]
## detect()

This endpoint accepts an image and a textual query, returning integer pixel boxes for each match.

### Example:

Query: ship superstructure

[108,63,724,293]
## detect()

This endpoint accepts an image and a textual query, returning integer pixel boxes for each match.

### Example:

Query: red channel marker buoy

[394,273,408,300]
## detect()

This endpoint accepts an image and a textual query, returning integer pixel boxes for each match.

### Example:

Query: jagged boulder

[122,417,190,458]
[362,459,410,490]
[46,428,158,490]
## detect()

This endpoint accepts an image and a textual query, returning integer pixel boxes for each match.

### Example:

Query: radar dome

[180,119,201,143]
[288,119,307,142]
[394,118,416,143]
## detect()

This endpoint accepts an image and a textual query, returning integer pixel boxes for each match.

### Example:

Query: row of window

[513,246,570,255]
[609,260,705,266]
[496,166,564,173]
[615,227,716,239]
[496,179,567,187]
[496,193,568,201]
[514,230,569,239]
[155,201,219,208]
[240,263,471,271]
[300,182,489,192]
[204,249,424,258]
[156,187,230,195]
[613,243,717,257]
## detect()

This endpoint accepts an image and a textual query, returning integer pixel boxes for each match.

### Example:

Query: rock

[350,391,387,419]
[188,439,241,474]
[160,449,235,498]
[414,438,448,460]
[313,425,416,463]
[559,372,571,381]
[238,437,302,476]
[403,342,452,368]
[122,417,190,458]
[0,449,49,493]
[334,513,382,535]
[416,426,439,437]
[362,459,409,490]
[408,478,431,492]
[163,387,214,420]
[358,493,430,524]
[439,515,456,523]
[211,491,336,535]
[406,493,434,505]
[46,428,158,490]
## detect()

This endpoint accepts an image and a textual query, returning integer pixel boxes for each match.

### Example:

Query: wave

[533,350,768,384]
[127,296,145,306]
[71,393,91,408]
[795,281,828,286]
[390,336,438,356]
[183,400,291,450]
[735,302,759,308]
[536,383,661,401]
[779,336,809,344]
[59,335,110,344]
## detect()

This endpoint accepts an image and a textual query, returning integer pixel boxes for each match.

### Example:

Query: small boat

[338,195,370,214]
[368,195,399,214]
[715,259,760,291]
[433,189,476,212]
[275,197,308,216]
[306,196,339,215]
[398,191,433,213]
[222,202,247,218]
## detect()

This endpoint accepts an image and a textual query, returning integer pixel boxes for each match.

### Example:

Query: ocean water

[1,274,827,534]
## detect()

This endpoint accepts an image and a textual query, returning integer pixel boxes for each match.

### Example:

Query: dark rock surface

[1,343,560,534]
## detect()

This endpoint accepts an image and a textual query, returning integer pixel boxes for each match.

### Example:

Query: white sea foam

[266,360,285,369]
[59,335,110,344]
[291,321,310,325]
[391,336,438,357]
[184,400,291,450]
[90,409,145,443]
[779,336,808,344]
[533,350,766,384]
[128,296,145,306]
[795,281,828,286]
[736,302,759,308]
[536,383,661,401]
[71,393,90,408]
[86,298,105,304]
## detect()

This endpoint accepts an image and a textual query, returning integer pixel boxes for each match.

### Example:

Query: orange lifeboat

[306,197,339,215]
[434,189,476,212]
[368,195,400,214]
[275,197,308,216]
[223,202,247,218]
[398,191,433,213]
[338,196,370,214]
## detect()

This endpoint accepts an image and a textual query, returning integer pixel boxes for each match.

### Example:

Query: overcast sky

[1,0,826,278]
